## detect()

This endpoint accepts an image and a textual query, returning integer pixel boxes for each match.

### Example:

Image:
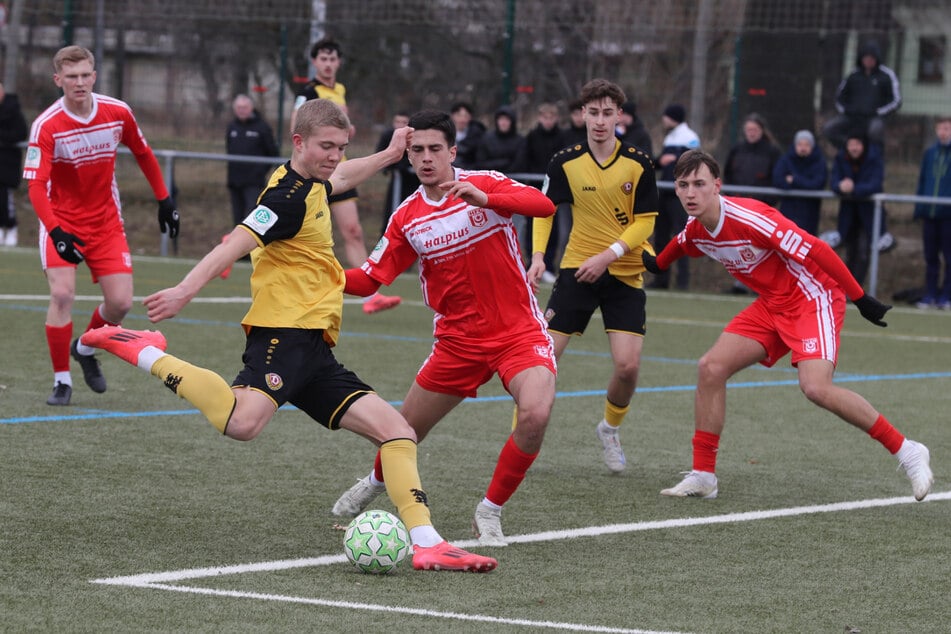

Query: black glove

[49,226,85,264]
[854,294,891,327]
[641,250,665,274]
[157,197,180,238]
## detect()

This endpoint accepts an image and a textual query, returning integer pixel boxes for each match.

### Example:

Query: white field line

[89,491,950,633]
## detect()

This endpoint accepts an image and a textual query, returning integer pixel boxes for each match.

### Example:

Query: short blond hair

[293,99,350,139]
[54,45,95,73]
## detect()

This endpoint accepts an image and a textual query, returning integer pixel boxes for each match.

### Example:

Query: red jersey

[662,196,863,312]
[364,169,554,341]
[23,93,168,235]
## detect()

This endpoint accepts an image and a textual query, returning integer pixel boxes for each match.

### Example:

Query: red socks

[86,304,119,332]
[867,415,905,454]
[484,435,538,507]
[692,430,720,473]
[46,323,72,372]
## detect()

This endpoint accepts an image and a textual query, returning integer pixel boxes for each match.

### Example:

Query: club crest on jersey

[739,247,756,262]
[244,205,279,235]
[621,181,633,195]
[265,372,284,391]
[468,208,488,227]
[802,338,818,354]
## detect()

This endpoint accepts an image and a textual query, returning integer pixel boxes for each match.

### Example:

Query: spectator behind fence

[25,45,178,407]
[823,41,902,150]
[827,132,885,286]
[292,37,400,314]
[912,116,951,310]
[226,94,279,227]
[722,113,782,294]
[772,129,828,236]
[376,111,419,236]
[514,102,567,277]
[450,101,485,170]
[476,105,525,248]
[649,103,700,290]
[616,100,652,156]
[563,98,587,147]
[0,81,28,247]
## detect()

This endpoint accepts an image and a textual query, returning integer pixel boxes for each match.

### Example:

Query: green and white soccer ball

[343,509,410,574]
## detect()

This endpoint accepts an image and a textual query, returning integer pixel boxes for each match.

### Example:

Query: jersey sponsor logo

[24,147,41,169]
[369,236,389,264]
[802,337,818,354]
[244,205,279,235]
[265,372,284,391]
[423,226,470,249]
[468,208,488,227]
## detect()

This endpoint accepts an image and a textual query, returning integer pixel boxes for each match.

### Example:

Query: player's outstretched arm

[331,126,412,193]
[144,227,256,322]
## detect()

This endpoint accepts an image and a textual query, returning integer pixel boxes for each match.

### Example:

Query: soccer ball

[343,509,410,574]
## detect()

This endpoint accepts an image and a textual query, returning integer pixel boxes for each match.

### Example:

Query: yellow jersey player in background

[528,78,659,474]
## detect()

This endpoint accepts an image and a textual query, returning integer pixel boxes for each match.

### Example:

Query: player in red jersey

[24,45,179,407]
[331,110,557,546]
[642,150,933,501]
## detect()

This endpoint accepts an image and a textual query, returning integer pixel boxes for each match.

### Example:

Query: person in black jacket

[822,41,902,149]
[450,101,485,170]
[0,81,28,246]
[513,102,566,275]
[772,130,828,236]
[475,105,524,173]
[616,101,652,156]
[226,94,279,226]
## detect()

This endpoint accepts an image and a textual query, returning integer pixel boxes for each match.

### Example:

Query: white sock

[54,371,72,387]
[74,340,97,356]
[409,525,443,548]
[368,472,384,487]
[480,498,502,512]
[137,346,167,372]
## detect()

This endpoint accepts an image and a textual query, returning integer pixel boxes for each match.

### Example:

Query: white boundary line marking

[90,491,949,633]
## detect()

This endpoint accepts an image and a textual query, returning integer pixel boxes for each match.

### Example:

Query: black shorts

[233,327,373,429]
[544,269,647,336]
[328,187,358,204]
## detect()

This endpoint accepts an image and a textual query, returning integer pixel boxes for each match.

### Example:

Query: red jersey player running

[24,45,179,406]
[331,109,558,546]
[642,150,933,501]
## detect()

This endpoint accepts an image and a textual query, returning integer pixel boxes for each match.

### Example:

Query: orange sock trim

[484,435,538,507]
[46,323,72,373]
[692,430,720,473]
[867,414,905,454]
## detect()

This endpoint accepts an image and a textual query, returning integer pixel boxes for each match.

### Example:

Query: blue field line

[5,370,951,426]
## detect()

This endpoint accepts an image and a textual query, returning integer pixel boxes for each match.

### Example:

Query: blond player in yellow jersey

[81,99,497,573]
[291,37,400,315]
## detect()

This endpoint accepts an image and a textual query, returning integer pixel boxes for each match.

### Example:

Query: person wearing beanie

[649,103,700,290]
[616,100,652,155]
[772,129,828,236]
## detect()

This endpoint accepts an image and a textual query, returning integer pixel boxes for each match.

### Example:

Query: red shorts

[415,330,557,398]
[41,224,133,283]
[725,290,845,368]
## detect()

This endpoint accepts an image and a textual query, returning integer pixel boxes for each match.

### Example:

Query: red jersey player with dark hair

[332,109,557,547]
[642,149,933,502]
[24,45,179,406]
